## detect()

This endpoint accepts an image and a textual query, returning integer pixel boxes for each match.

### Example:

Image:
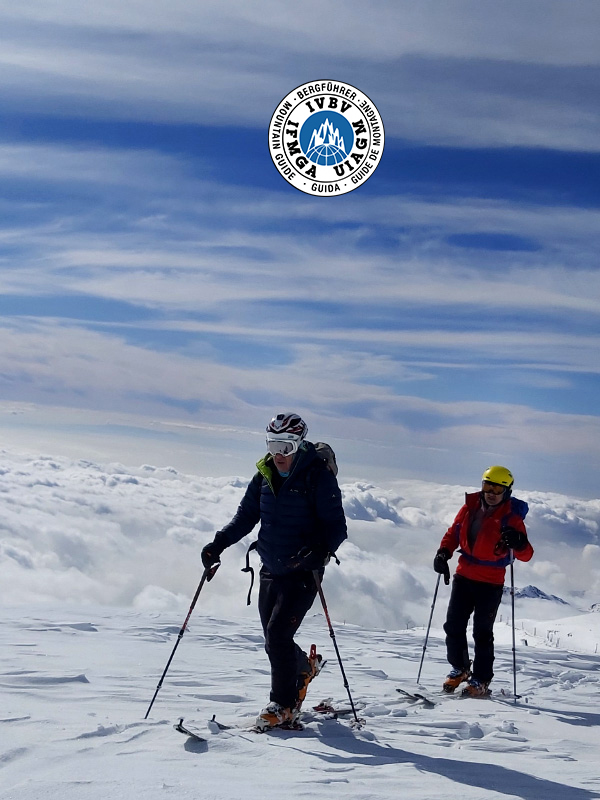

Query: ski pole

[417,573,442,684]
[509,549,519,702]
[144,563,219,719]
[312,570,361,725]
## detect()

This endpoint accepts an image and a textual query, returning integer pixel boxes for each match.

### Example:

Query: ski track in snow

[1,607,600,800]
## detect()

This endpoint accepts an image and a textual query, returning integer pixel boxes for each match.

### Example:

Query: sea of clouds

[1,448,599,629]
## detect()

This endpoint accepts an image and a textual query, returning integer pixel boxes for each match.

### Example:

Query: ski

[396,686,521,704]
[208,714,234,731]
[251,719,305,733]
[174,718,207,742]
[396,688,437,707]
[311,699,366,728]
[208,713,305,734]
[312,700,355,716]
[207,701,360,735]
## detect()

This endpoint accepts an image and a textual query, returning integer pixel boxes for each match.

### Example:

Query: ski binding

[174,718,207,742]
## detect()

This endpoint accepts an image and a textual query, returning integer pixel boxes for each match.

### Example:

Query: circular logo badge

[268,80,384,196]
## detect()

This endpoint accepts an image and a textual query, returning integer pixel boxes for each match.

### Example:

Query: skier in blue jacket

[201,413,347,729]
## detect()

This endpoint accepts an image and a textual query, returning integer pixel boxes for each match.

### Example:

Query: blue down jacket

[213,442,347,576]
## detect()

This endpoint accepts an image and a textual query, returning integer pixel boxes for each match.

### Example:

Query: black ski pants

[444,574,503,683]
[258,569,319,709]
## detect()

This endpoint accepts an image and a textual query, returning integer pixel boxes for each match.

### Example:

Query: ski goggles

[266,438,299,456]
[482,481,506,495]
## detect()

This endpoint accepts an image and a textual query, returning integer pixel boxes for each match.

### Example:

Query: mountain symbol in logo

[305,117,349,165]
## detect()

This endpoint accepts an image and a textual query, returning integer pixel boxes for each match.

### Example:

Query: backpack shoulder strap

[509,497,529,520]
[305,457,327,507]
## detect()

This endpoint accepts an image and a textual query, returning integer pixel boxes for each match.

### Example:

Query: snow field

[2,606,600,800]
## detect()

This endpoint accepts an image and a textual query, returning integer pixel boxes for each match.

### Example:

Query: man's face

[482,481,505,506]
[266,436,298,473]
[273,452,294,473]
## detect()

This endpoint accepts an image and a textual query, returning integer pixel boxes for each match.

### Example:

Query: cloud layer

[2,450,598,630]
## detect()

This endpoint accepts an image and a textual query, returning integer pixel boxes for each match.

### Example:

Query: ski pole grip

[206,561,220,582]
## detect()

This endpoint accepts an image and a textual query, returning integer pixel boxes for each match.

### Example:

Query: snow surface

[1,448,600,798]
[2,606,600,799]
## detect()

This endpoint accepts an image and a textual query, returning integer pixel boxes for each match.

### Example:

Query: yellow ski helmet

[482,465,514,488]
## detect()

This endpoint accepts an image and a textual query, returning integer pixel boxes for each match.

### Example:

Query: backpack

[304,442,339,519]
[313,441,338,476]
[306,441,341,566]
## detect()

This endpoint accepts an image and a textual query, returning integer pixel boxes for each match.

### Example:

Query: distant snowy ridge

[503,584,569,605]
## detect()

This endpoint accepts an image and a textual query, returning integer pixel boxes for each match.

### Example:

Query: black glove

[433,548,451,585]
[287,546,328,572]
[500,527,527,551]
[201,540,224,570]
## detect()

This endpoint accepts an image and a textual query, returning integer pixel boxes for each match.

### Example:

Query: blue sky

[1,0,599,496]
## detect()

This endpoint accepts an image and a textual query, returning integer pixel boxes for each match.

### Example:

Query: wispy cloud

[1,2,600,147]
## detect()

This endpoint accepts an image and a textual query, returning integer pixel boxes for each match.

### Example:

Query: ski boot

[443,666,471,693]
[295,644,324,710]
[255,702,299,731]
[461,677,491,698]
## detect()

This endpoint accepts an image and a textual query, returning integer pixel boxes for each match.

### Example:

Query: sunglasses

[266,438,299,456]
[482,481,506,495]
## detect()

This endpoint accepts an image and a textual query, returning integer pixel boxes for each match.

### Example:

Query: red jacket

[440,492,533,585]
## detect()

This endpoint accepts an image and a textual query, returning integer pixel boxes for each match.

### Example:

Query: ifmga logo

[269,80,384,196]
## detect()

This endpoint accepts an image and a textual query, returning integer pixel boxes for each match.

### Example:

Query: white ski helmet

[266,412,308,441]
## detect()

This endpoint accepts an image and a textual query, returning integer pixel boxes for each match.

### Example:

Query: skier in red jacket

[433,466,533,696]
